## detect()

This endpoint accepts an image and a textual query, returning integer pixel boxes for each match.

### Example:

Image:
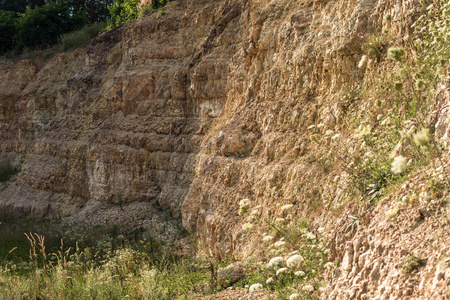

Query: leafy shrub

[107,0,174,29]
[106,0,139,29]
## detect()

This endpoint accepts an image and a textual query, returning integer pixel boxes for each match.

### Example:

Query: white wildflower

[295,271,306,277]
[251,209,260,216]
[358,55,368,69]
[391,155,407,174]
[303,285,314,292]
[274,240,286,248]
[242,223,254,231]
[305,232,316,240]
[275,218,286,224]
[413,127,431,146]
[262,235,274,242]
[317,227,325,234]
[268,257,284,267]
[249,283,263,293]
[354,124,371,138]
[239,199,250,207]
[276,267,288,276]
[324,130,334,136]
[386,205,401,218]
[286,254,304,268]
[290,294,300,300]
[239,199,250,215]
[380,117,391,126]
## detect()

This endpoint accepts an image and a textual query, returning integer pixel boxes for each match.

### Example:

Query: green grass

[0,218,211,299]
[60,22,106,51]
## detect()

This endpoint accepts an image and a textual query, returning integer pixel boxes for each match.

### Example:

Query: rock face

[1,0,449,298]
[0,0,229,220]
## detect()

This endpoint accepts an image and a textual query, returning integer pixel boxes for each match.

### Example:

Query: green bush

[60,22,106,51]
[107,0,174,29]
[106,0,139,29]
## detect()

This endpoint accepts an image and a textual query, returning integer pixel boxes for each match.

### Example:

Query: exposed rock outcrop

[0,0,449,298]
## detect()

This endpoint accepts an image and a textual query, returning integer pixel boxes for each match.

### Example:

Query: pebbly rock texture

[324,170,450,299]
[1,0,449,298]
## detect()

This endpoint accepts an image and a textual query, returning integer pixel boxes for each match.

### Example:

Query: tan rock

[217,261,246,287]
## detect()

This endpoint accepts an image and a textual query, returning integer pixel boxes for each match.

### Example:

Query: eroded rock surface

[1,0,449,298]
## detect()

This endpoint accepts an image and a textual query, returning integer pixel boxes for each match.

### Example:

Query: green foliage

[237,219,329,299]
[107,0,174,29]
[400,253,424,273]
[363,34,389,62]
[0,218,210,299]
[0,10,17,54]
[106,0,139,29]
[152,0,171,9]
[15,1,87,51]
[156,8,165,19]
[69,0,113,23]
[60,22,105,50]
[0,0,29,13]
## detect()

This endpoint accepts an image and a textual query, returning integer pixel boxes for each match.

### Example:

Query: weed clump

[387,47,405,62]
